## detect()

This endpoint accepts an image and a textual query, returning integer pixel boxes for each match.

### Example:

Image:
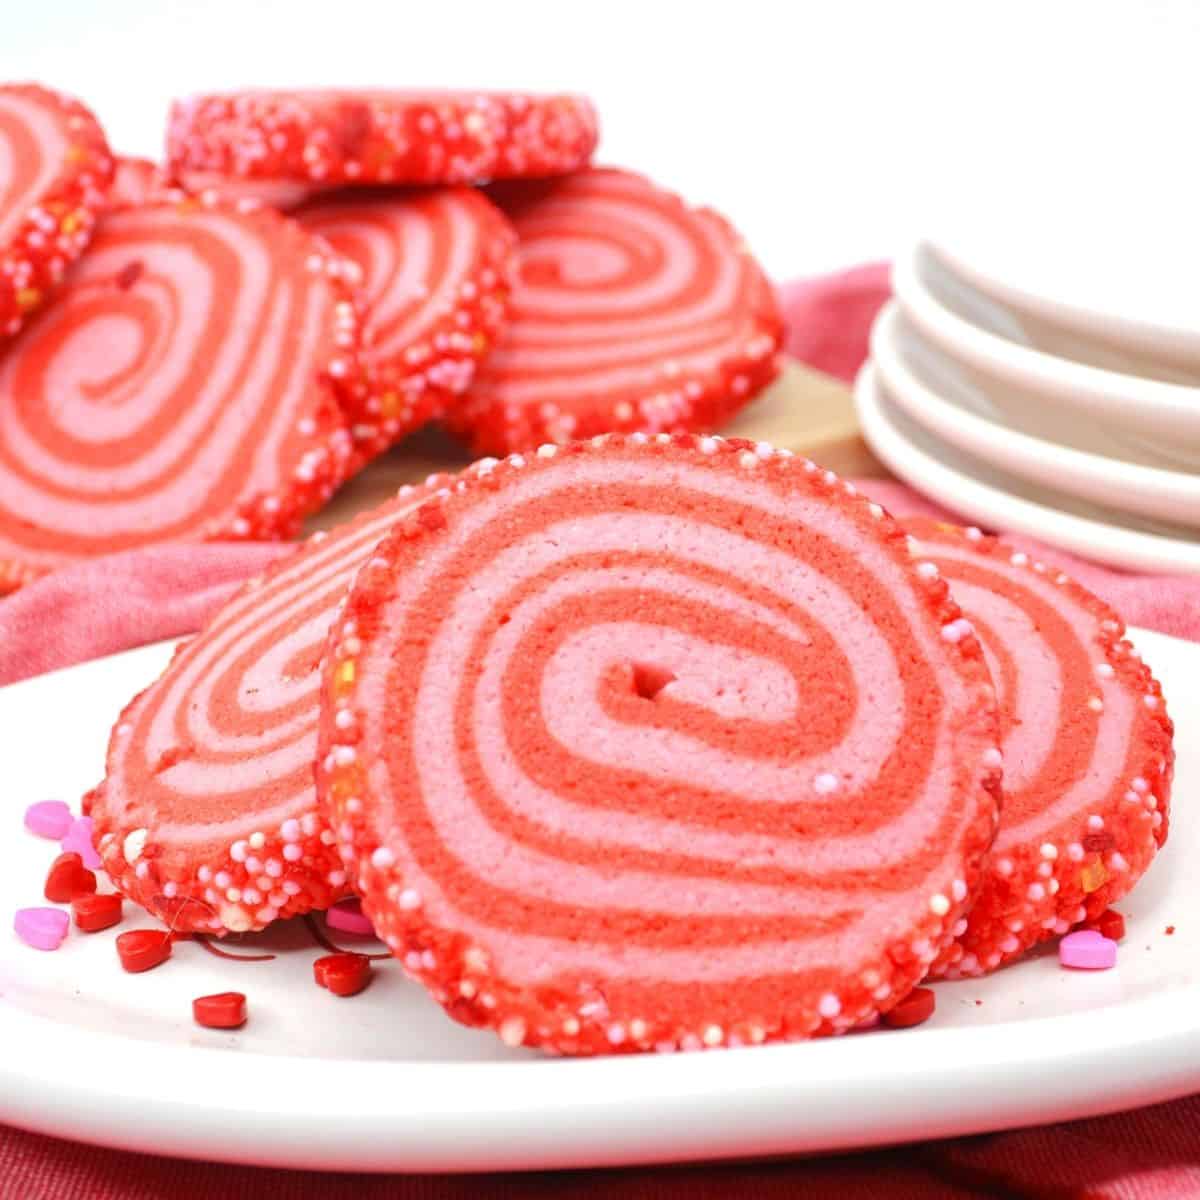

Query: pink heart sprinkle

[1059,929,1118,970]
[61,816,100,869]
[23,800,73,840]
[325,898,377,938]
[14,907,70,951]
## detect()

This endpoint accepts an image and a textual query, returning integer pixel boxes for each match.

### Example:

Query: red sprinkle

[881,987,937,1029]
[1166,925,1176,936]
[193,991,247,1029]
[44,852,97,903]
[116,929,172,973]
[71,892,123,932]
[313,952,372,997]
[1088,909,1126,942]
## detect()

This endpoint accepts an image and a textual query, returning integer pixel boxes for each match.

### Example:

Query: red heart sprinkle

[44,852,97,904]
[71,892,123,932]
[881,986,937,1029]
[193,991,248,1029]
[313,952,372,997]
[1088,908,1126,942]
[116,929,172,973]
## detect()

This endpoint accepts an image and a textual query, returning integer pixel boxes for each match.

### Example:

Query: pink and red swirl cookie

[0,84,114,338]
[167,90,598,187]
[446,168,785,454]
[317,435,1001,1055]
[91,480,443,935]
[293,187,517,454]
[905,520,1175,979]
[0,197,360,593]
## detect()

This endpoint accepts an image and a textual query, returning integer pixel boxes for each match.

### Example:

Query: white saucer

[930,230,1200,370]
[870,303,1200,529]
[892,246,1200,457]
[854,363,1200,575]
[2,632,1200,1172]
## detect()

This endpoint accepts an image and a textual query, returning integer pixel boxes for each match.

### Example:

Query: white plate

[870,303,1200,529]
[1,631,1200,1174]
[892,245,1200,457]
[855,363,1200,576]
[930,228,1200,370]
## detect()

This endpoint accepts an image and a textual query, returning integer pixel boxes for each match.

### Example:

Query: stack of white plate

[856,241,1200,574]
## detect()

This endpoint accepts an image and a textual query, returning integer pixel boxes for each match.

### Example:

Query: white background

[3,0,1199,281]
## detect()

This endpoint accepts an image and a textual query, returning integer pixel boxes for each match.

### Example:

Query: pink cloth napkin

[779,260,893,384]
[3,263,1198,1198]
[0,542,294,686]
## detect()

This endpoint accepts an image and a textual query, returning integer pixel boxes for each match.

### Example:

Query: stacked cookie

[0,84,785,591]
[86,434,1173,1055]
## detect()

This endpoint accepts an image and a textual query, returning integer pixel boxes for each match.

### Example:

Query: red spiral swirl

[319,435,1001,1054]
[0,198,360,591]
[448,168,785,454]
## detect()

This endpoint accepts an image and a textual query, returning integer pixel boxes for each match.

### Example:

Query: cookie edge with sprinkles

[166,90,600,187]
[90,477,450,935]
[908,521,1175,980]
[309,188,519,462]
[0,83,115,341]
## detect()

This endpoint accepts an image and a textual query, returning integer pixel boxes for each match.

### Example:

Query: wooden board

[307,362,888,533]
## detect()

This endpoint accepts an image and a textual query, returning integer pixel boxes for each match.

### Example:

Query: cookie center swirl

[353,456,986,991]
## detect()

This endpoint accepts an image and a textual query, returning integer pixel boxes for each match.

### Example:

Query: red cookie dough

[446,168,785,454]
[167,90,598,187]
[905,520,1175,979]
[91,480,444,935]
[317,435,1001,1055]
[294,187,516,456]
[0,84,114,338]
[0,196,361,592]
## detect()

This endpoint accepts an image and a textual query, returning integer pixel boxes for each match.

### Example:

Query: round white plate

[928,201,1200,368]
[855,364,1200,576]
[870,303,1200,529]
[892,246,1200,457]
[2,633,1200,1173]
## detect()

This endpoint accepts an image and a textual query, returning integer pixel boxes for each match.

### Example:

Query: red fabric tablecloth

[7,1096,1200,1199]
